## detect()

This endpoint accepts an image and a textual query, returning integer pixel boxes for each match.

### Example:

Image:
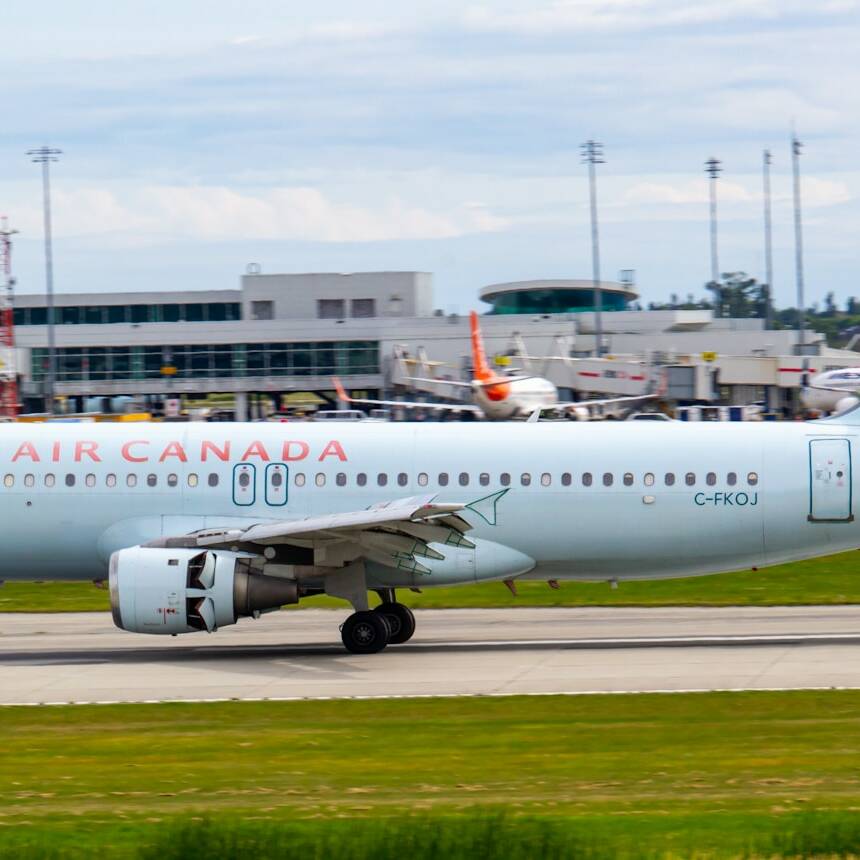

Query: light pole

[762,150,774,329]
[27,145,62,414]
[581,140,604,356]
[791,134,805,350]
[704,157,722,293]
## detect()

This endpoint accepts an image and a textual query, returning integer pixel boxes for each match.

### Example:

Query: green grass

[1,691,860,857]
[3,549,860,612]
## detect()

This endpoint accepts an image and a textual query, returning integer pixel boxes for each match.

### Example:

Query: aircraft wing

[153,494,477,575]
[332,377,481,415]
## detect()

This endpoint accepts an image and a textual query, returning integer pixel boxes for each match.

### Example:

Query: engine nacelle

[109,546,299,635]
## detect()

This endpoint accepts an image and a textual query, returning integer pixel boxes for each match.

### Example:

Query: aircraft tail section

[470,311,493,382]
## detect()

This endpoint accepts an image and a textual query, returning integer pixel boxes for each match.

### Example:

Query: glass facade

[487,289,629,315]
[30,341,379,382]
[13,302,241,326]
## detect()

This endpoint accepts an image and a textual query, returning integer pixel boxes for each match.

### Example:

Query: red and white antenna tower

[0,218,19,418]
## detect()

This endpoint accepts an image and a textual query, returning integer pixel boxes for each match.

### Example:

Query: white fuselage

[801,370,860,413]
[0,419,857,585]
[473,377,559,420]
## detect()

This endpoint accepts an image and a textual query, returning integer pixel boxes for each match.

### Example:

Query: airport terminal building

[11,270,857,417]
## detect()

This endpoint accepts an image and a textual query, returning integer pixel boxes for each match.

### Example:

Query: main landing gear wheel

[341,610,391,654]
[374,602,416,644]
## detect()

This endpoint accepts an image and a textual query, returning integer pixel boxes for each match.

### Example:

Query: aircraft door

[265,463,288,506]
[808,438,853,522]
[232,463,256,506]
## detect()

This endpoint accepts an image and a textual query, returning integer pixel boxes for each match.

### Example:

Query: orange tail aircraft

[334,310,660,420]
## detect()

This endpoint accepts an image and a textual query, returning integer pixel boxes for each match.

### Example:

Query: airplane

[333,310,659,421]
[801,367,860,414]
[1,408,858,653]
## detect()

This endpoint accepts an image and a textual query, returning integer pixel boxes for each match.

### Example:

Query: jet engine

[835,395,860,415]
[109,546,299,635]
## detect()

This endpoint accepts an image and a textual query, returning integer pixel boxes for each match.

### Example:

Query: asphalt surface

[2,606,860,705]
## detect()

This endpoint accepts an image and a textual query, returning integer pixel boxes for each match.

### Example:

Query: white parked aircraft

[801,367,860,414]
[0,412,857,652]
[334,311,658,420]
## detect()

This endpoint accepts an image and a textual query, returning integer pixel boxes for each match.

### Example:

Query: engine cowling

[109,546,299,635]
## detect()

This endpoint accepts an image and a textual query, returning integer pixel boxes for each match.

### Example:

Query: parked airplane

[334,310,658,420]
[0,412,857,652]
[801,367,860,414]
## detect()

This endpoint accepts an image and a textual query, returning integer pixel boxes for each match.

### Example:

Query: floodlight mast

[0,218,20,418]
[27,145,62,414]
[762,150,774,330]
[581,140,605,357]
[704,157,722,292]
[791,134,805,350]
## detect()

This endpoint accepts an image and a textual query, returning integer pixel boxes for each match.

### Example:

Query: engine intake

[109,547,298,635]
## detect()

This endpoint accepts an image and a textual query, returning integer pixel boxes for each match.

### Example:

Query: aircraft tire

[342,610,390,654]
[374,603,416,644]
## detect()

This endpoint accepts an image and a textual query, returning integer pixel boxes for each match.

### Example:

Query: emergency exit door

[808,438,853,522]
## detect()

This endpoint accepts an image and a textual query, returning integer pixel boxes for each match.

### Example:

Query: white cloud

[14,184,510,244]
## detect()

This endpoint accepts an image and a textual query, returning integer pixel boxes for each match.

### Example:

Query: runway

[2,606,860,706]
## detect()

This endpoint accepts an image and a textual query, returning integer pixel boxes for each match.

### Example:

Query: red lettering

[318,440,347,462]
[201,440,230,461]
[122,440,149,463]
[281,440,309,461]
[159,441,188,463]
[12,442,40,462]
[52,441,60,462]
[240,440,270,461]
[74,441,101,463]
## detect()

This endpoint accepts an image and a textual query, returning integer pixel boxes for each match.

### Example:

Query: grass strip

[3,549,860,612]
[1,691,859,856]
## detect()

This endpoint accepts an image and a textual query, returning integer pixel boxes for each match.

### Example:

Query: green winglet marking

[465,488,510,526]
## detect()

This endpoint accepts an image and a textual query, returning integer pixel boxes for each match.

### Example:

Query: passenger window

[561,472,572,486]
[24,473,34,488]
[417,472,428,487]
[85,473,96,488]
[65,473,75,487]
[356,472,367,487]
[541,473,551,487]
[3,474,13,488]
[187,473,198,487]
[147,474,157,487]
[603,473,613,487]
[208,472,219,487]
[521,473,531,486]
[665,473,675,486]
[106,473,117,488]
[623,473,634,486]
[438,472,449,487]
[398,473,408,487]
[459,472,469,487]
[377,473,388,487]
[500,472,511,487]
[336,473,347,487]
[685,472,696,486]
[167,473,178,487]
[479,473,490,487]
[45,473,55,487]
[315,473,326,487]
[747,471,759,486]
[295,473,306,487]
[127,474,137,487]
[582,472,593,487]
[644,472,655,487]
[727,472,737,486]
[706,472,717,486]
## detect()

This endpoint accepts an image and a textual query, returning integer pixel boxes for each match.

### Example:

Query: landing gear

[374,602,416,644]
[341,610,390,654]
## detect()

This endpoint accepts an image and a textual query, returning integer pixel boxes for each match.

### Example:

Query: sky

[1,0,857,313]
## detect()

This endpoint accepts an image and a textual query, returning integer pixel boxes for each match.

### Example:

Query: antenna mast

[0,218,19,418]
